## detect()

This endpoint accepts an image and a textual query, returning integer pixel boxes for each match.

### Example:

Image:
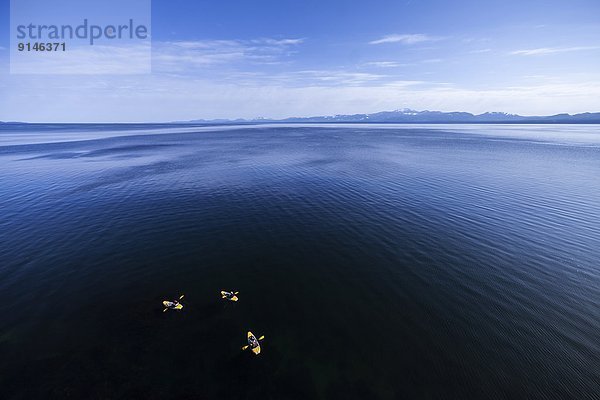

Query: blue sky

[1,0,600,122]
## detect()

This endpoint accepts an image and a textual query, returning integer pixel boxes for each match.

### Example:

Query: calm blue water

[1,124,599,399]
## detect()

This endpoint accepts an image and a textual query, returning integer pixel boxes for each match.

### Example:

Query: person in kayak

[223,291,234,300]
[162,295,184,312]
[166,300,180,308]
[248,335,259,349]
[221,291,239,301]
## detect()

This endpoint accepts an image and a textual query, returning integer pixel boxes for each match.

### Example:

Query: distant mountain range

[2,109,600,124]
[184,109,600,124]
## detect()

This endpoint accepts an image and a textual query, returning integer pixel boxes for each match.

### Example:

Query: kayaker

[221,290,238,301]
[248,335,259,349]
[162,295,184,312]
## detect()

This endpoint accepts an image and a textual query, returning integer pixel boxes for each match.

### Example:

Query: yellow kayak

[162,300,183,310]
[221,290,239,302]
[248,331,261,355]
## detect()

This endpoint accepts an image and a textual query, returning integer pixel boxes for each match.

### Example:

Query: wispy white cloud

[383,80,431,88]
[256,38,305,46]
[362,58,443,69]
[461,37,491,43]
[165,40,237,51]
[369,33,442,45]
[286,70,387,86]
[468,48,492,54]
[153,38,304,71]
[511,46,600,56]
[238,69,451,88]
[363,61,410,68]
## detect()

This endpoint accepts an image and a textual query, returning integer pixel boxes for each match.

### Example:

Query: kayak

[221,291,239,302]
[248,331,261,355]
[163,300,183,310]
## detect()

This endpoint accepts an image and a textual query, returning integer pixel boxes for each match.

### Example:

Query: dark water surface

[0,124,599,399]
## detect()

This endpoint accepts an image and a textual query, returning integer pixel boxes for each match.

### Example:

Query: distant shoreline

[4,108,600,125]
